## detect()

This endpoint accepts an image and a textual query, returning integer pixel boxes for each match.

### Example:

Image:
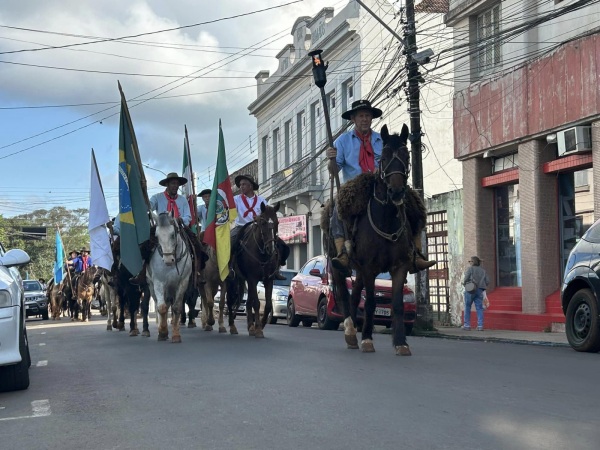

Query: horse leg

[171,298,183,344]
[187,290,197,329]
[334,270,359,349]
[129,292,140,337]
[259,280,274,331]
[141,287,151,337]
[391,267,411,356]
[361,276,377,353]
[218,284,226,333]
[156,298,169,341]
[247,281,262,338]
[117,293,126,331]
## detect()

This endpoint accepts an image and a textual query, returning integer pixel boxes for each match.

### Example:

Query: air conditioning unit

[557,126,592,157]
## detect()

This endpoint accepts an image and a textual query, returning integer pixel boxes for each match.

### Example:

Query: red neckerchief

[356,130,375,173]
[241,194,258,219]
[163,191,180,218]
[81,255,89,270]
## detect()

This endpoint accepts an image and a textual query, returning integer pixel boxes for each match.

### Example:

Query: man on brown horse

[130,171,205,284]
[326,99,435,274]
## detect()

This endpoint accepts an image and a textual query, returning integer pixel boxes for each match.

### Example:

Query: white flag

[89,149,114,271]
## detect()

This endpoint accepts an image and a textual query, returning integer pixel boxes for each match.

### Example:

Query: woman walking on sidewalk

[462,256,490,331]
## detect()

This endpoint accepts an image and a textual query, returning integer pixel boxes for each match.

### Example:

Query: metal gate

[426,211,450,324]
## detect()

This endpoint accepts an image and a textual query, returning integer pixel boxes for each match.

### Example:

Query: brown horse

[323,124,419,356]
[77,266,98,322]
[226,202,281,338]
[199,245,228,333]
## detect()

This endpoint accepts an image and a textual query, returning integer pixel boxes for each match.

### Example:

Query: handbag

[483,290,490,310]
[465,280,477,294]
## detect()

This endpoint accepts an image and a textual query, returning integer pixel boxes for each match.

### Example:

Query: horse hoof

[204,325,213,332]
[255,329,264,338]
[395,345,412,356]
[71,318,75,322]
[248,328,256,337]
[219,326,227,333]
[106,325,112,331]
[230,326,238,335]
[129,329,139,337]
[345,334,359,349]
[172,335,182,343]
[188,322,197,329]
[361,340,375,352]
[157,333,169,341]
[142,330,150,337]
[84,318,89,323]
[208,318,215,326]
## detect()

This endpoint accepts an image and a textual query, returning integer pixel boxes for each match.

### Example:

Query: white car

[0,243,32,392]
[257,269,297,324]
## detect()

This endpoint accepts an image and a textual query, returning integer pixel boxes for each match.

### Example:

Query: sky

[0,0,339,218]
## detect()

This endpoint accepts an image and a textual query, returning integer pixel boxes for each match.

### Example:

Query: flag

[182,125,198,232]
[118,83,151,276]
[53,231,64,284]
[204,120,237,281]
[89,149,114,271]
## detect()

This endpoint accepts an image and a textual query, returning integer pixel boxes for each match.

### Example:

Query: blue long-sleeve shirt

[333,130,383,182]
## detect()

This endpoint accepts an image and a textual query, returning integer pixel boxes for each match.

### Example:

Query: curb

[412,331,571,348]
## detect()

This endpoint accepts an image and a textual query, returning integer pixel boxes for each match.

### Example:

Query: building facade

[249,0,458,270]
[447,0,600,330]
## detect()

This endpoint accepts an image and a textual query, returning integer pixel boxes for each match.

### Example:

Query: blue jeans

[330,204,344,239]
[464,288,484,328]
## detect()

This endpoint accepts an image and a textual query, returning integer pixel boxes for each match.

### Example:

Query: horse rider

[80,247,92,271]
[130,172,205,284]
[326,99,436,274]
[67,249,83,293]
[196,188,211,232]
[231,174,289,281]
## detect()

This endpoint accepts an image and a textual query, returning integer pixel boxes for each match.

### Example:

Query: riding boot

[129,262,147,285]
[409,235,437,274]
[273,269,286,281]
[331,238,350,274]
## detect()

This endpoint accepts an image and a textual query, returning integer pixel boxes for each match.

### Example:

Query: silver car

[257,269,297,324]
[0,243,31,392]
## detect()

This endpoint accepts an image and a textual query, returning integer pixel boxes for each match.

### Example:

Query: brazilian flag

[118,84,150,276]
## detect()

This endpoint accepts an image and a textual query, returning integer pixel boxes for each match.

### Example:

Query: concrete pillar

[592,121,600,221]
[462,157,495,289]
[518,139,560,314]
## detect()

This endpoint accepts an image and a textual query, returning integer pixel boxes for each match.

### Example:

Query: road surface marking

[36,360,48,367]
[40,332,46,335]
[39,343,46,346]
[0,400,51,422]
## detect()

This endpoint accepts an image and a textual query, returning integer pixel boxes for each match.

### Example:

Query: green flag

[118,84,150,276]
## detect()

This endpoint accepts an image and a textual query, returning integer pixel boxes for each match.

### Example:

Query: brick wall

[518,139,560,313]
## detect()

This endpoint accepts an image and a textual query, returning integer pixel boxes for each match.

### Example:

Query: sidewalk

[412,326,570,347]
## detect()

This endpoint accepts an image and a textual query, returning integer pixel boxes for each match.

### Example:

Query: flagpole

[56,224,73,294]
[117,81,152,214]
[184,125,199,237]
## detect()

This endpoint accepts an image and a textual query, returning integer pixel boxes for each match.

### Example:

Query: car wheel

[268,311,277,325]
[404,323,413,336]
[317,297,340,330]
[301,319,313,328]
[0,318,30,392]
[565,288,600,352]
[287,298,301,327]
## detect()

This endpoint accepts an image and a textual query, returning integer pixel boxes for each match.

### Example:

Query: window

[272,128,279,173]
[312,257,325,275]
[284,120,291,167]
[300,259,316,275]
[296,111,305,159]
[492,153,518,173]
[476,4,501,75]
[496,184,520,287]
[261,136,268,183]
[342,78,353,118]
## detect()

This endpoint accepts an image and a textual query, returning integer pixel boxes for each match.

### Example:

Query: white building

[248,0,458,270]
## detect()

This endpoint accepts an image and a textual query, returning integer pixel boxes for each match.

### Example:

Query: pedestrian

[462,256,490,331]
[326,99,435,273]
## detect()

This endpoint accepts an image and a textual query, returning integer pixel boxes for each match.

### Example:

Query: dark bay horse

[325,124,418,356]
[227,202,280,338]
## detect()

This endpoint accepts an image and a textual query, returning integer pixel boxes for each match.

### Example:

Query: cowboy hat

[197,188,212,197]
[69,250,80,256]
[159,172,188,187]
[234,174,259,191]
[341,99,383,120]
[80,247,90,253]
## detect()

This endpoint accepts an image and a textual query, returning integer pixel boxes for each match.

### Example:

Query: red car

[287,255,416,335]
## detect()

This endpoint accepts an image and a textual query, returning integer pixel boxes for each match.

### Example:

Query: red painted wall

[454,33,600,158]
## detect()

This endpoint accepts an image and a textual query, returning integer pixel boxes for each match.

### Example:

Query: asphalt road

[1,313,598,450]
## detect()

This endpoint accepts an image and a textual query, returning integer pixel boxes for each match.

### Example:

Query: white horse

[147,212,192,343]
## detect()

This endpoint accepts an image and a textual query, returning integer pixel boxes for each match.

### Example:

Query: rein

[157,222,190,275]
[367,198,408,242]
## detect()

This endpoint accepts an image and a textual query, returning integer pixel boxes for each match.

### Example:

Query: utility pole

[404,0,433,330]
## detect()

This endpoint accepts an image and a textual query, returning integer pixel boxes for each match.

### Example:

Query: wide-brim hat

[197,188,212,197]
[80,247,90,253]
[234,174,259,190]
[341,99,383,120]
[159,172,188,187]
[69,250,80,256]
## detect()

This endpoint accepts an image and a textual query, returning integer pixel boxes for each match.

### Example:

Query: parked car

[23,279,49,320]
[257,269,298,324]
[0,242,32,392]
[561,218,600,352]
[288,255,416,334]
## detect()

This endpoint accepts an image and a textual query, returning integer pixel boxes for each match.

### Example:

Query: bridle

[156,217,189,273]
[239,213,279,277]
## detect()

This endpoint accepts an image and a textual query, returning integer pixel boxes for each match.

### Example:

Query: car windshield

[274,272,297,286]
[23,280,42,291]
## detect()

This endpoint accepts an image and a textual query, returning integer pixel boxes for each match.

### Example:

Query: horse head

[155,211,179,266]
[257,201,280,256]
[379,124,411,206]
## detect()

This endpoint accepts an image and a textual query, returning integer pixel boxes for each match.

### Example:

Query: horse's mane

[157,212,172,227]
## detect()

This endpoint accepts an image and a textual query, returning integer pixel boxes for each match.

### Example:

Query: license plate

[375,307,391,317]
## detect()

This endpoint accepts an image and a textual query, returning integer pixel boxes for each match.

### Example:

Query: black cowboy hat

[234,174,259,191]
[80,247,90,253]
[159,172,188,187]
[341,99,383,120]
[69,250,80,256]
[197,188,212,197]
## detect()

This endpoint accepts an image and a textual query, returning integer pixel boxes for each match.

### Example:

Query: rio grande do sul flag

[204,120,237,281]
[181,125,198,232]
